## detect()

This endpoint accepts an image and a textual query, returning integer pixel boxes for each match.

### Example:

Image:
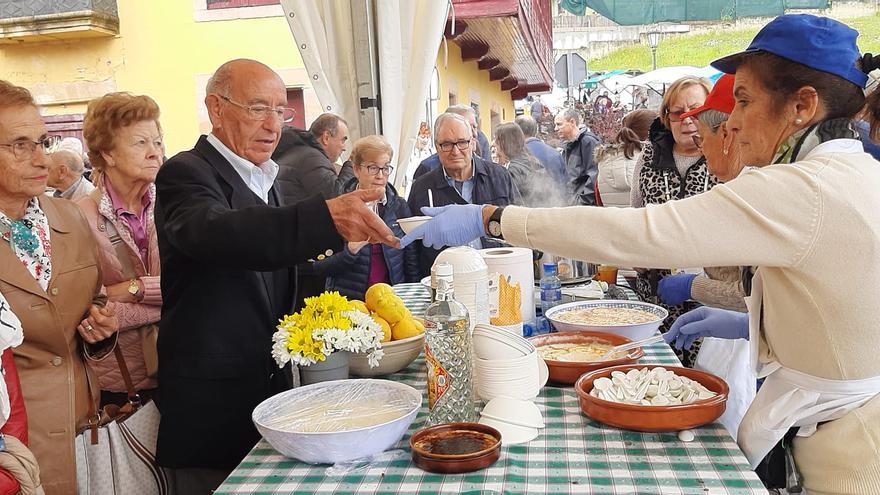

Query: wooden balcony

[448,0,553,99]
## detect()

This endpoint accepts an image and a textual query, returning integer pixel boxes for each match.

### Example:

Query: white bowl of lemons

[350,283,426,377]
[351,332,424,376]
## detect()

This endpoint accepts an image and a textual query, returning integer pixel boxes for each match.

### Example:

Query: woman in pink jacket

[77,92,163,406]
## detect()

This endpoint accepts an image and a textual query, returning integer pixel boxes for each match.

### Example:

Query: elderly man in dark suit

[407,112,521,277]
[154,58,397,494]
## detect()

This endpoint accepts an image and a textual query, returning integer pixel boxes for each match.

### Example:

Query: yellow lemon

[371,313,392,342]
[412,318,425,334]
[350,300,370,315]
[392,317,423,341]
[365,283,395,312]
[374,294,410,324]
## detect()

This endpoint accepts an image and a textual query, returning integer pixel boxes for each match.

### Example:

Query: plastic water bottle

[539,262,562,333]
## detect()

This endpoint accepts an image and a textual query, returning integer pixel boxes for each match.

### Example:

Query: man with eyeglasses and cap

[407,111,521,277]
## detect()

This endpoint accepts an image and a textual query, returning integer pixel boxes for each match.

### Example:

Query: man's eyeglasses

[219,95,295,123]
[363,164,394,176]
[0,135,61,160]
[437,139,471,153]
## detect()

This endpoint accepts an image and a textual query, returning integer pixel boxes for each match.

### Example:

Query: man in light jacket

[46,150,94,201]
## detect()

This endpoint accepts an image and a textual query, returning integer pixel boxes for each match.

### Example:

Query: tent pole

[351,0,381,136]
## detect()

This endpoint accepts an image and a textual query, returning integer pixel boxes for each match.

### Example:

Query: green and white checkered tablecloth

[216,283,765,495]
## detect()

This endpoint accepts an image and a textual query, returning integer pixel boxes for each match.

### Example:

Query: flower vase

[300,351,350,385]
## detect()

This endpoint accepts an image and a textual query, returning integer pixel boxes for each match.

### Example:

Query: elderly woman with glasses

[312,135,419,301]
[656,74,750,313]
[628,76,719,367]
[0,80,118,494]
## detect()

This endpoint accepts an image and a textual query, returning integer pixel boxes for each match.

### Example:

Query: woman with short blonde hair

[628,75,716,367]
[78,92,164,406]
[313,135,419,300]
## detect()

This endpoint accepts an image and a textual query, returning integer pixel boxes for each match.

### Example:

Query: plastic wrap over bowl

[545,300,668,340]
[252,379,422,464]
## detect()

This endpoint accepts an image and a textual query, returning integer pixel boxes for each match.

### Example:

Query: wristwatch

[128,278,141,301]
[487,207,505,239]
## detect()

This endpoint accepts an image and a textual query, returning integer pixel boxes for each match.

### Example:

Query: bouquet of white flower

[271,291,385,368]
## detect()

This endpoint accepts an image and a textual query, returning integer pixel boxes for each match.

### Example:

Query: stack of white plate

[432,247,490,329]
[472,324,548,401]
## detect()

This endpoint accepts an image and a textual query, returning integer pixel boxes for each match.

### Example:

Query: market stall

[215,281,764,495]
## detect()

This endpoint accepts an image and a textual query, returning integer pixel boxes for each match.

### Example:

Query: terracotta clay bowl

[574,364,729,432]
[409,422,501,473]
[528,331,644,385]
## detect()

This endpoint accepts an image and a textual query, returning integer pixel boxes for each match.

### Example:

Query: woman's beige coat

[0,196,105,495]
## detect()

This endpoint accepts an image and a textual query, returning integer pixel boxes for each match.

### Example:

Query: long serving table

[215,282,766,495]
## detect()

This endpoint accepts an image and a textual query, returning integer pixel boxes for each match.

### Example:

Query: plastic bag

[259,380,420,433]
[325,449,407,476]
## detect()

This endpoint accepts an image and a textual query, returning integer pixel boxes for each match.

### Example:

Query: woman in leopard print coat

[629,76,718,367]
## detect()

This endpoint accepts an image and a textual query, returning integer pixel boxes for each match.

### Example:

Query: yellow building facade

[1,1,517,155]
[434,42,516,139]
[0,1,320,155]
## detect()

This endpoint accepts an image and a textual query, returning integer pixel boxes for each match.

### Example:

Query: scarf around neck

[772,118,859,165]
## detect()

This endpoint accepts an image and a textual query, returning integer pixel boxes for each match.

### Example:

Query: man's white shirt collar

[206,133,279,203]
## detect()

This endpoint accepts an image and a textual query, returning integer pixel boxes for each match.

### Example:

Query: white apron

[738,269,880,468]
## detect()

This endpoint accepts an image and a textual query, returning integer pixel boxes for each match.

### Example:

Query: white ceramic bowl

[478,416,539,445]
[397,215,432,235]
[252,379,421,464]
[349,333,424,377]
[481,397,544,428]
[545,300,668,341]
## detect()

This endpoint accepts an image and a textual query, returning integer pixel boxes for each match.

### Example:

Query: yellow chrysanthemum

[286,326,326,362]
[314,291,352,315]
[325,314,352,331]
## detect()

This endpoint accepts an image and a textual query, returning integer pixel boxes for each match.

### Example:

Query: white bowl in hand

[397,216,432,235]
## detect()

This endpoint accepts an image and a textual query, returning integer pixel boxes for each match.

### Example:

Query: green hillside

[589,13,880,71]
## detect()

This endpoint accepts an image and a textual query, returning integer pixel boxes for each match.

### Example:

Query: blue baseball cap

[711,14,868,89]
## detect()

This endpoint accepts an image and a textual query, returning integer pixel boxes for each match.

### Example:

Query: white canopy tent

[280,0,449,188]
[625,65,718,87]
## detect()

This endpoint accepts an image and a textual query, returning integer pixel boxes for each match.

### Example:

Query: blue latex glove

[657,273,697,305]
[663,306,749,350]
[399,204,486,249]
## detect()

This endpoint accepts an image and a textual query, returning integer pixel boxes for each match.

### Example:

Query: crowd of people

[0,12,878,495]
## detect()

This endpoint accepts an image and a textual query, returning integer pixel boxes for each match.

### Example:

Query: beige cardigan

[502,140,880,494]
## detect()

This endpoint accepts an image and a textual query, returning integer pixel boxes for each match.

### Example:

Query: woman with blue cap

[401,14,880,493]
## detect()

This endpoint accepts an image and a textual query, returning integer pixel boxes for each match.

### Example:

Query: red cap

[680,73,735,120]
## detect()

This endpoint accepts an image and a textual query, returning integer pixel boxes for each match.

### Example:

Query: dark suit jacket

[154,135,342,469]
[407,155,521,277]
[272,127,354,205]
